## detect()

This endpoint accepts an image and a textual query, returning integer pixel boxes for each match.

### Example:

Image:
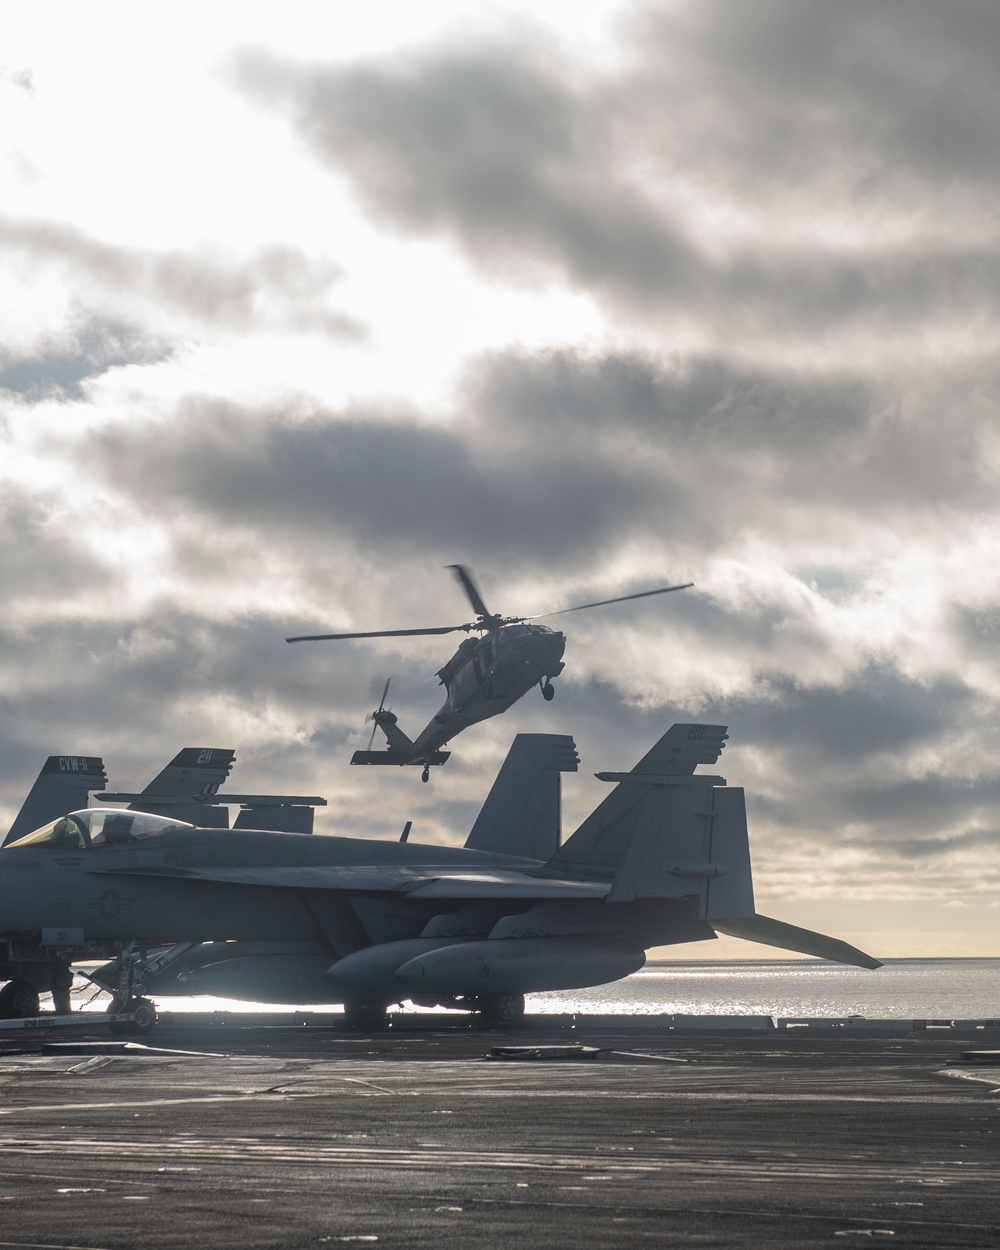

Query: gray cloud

[623,1,1000,203]
[63,339,1000,642]
[0,484,115,598]
[725,667,975,770]
[233,7,1000,345]
[232,41,735,316]
[1,67,34,95]
[68,354,878,590]
[0,312,172,402]
[78,390,687,571]
[0,220,365,339]
[0,608,352,799]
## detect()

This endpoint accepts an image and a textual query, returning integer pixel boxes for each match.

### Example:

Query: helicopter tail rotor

[365,678,392,750]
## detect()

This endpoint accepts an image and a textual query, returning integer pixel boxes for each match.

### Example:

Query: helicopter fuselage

[368,624,566,765]
[305,564,690,776]
[426,622,565,742]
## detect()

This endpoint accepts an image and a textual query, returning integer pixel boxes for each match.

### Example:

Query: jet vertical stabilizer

[134,746,235,800]
[98,748,326,832]
[464,733,580,860]
[549,724,728,875]
[3,755,108,847]
[100,747,236,827]
[598,771,754,920]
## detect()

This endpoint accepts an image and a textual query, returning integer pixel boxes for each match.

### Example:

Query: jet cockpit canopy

[4,808,195,850]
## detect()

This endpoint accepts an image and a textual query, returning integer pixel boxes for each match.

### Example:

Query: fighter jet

[132,732,581,1009]
[0,747,327,1015]
[0,725,879,1030]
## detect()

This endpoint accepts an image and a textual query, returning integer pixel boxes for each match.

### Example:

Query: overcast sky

[3,1,999,959]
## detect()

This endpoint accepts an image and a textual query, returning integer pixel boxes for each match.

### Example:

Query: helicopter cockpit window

[3,808,195,850]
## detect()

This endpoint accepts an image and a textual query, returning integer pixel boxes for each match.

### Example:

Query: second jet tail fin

[465,733,580,860]
[549,724,729,877]
[99,747,236,827]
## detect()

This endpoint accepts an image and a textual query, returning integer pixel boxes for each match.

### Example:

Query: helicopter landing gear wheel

[421,765,430,782]
[541,679,555,701]
[0,979,40,1019]
[478,991,526,1027]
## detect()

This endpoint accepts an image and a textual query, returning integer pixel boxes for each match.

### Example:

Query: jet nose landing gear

[108,996,157,1036]
[541,678,555,701]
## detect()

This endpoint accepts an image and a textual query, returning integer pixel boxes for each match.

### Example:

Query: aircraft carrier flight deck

[1,1012,998,1249]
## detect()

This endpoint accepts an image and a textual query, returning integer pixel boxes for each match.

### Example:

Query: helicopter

[287,565,692,780]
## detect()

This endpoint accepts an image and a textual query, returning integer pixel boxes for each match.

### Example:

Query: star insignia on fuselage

[87,890,134,920]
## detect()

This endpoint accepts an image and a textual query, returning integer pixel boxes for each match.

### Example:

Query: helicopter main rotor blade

[447,564,492,620]
[527,582,694,620]
[287,624,470,643]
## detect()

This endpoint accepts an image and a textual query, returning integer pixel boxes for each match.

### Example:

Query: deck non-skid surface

[0,1022,997,1248]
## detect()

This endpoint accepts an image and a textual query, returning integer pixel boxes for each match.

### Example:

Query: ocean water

[73,957,1000,1021]
[527,958,1000,1020]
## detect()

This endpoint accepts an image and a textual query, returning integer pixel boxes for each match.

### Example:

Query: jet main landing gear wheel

[0,979,40,1019]
[478,991,525,1027]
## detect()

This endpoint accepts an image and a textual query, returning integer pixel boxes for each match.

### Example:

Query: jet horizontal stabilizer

[596,772,726,787]
[712,914,882,970]
[350,751,450,766]
[99,792,327,807]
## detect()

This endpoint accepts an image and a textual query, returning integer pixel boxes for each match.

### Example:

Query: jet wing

[91,863,610,898]
[405,874,608,899]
